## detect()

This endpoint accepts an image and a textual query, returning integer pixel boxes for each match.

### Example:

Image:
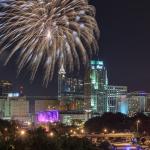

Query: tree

[99,141,112,150]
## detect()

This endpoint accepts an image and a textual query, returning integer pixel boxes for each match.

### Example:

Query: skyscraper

[58,65,66,101]
[58,65,84,111]
[84,60,108,114]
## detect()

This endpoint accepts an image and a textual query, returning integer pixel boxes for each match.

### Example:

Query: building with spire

[58,65,84,111]
[58,65,66,102]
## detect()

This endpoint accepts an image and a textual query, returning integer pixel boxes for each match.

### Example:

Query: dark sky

[0,0,150,96]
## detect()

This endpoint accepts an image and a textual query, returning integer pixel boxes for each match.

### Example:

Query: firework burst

[0,0,99,85]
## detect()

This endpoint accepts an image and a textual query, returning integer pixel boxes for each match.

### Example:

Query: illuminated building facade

[117,95,128,115]
[128,91,148,116]
[34,99,59,113]
[36,110,59,123]
[60,111,85,125]
[0,95,60,123]
[146,95,150,113]
[0,97,6,118]
[58,65,66,101]
[84,60,108,114]
[2,96,30,122]
[107,86,127,113]
[58,66,84,111]
[0,80,12,96]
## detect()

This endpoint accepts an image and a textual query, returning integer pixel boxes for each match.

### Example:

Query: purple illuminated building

[36,110,59,123]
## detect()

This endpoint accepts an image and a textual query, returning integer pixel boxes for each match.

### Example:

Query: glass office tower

[84,60,108,114]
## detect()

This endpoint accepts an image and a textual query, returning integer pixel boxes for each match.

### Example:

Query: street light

[136,120,140,133]
[4,128,8,132]
[81,129,85,134]
[70,129,73,133]
[20,130,26,136]
[104,128,107,134]
[27,121,31,126]
[112,130,115,134]
[73,131,76,135]
[49,132,54,137]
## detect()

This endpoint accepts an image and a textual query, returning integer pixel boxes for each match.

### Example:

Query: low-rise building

[128,91,147,116]
[35,99,60,113]
[107,86,127,113]
[60,111,86,125]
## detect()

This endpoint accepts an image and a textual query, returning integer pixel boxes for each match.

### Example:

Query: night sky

[0,0,150,96]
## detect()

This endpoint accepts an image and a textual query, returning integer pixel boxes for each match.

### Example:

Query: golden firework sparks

[0,0,99,85]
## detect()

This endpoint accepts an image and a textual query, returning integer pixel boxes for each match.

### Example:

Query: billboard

[36,110,59,123]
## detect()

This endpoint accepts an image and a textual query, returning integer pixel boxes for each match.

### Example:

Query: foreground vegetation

[85,112,150,134]
[1,112,150,150]
[0,120,96,150]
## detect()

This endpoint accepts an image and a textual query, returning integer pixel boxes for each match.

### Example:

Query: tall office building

[58,65,84,111]
[84,60,108,114]
[0,80,12,96]
[58,65,66,101]
[107,86,127,113]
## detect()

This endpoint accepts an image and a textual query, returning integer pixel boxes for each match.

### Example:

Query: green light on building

[91,60,104,66]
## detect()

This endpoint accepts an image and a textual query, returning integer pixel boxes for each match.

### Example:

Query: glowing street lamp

[73,131,76,135]
[49,132,54,137]
[20,130,26,136]
[27,121,31,126]
[4,128,8,132]
[81,129,85,134]
[104,128,107,133]
[70,129,73,133]
[112,130,115,134]
[136,120,140,133]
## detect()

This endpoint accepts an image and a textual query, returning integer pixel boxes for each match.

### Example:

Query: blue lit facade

[118,95,128,115]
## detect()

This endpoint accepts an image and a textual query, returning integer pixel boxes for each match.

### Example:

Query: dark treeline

[85,112,150,134]
[0,120,97,150]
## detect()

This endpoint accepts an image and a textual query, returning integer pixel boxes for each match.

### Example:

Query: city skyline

[0,1,150,149]
[0,0,150,96]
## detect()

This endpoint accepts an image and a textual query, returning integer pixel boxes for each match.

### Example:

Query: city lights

[0,0,149,149]
[136,120,141,133]
[27,121,31,126]
[49,132,54,137]
[112,130,115,134]
[70,130,73,133]
[4,128,8,132]
[104,129,108,133]
[80,129,85,134]
[20,130,26,136]
[73,131,76,135]
[36,110,59,123]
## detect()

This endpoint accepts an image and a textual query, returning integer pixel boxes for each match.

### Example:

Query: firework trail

[0,0,99,85]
